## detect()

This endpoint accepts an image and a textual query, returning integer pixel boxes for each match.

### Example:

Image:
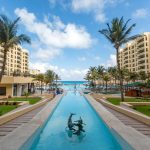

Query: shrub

[12,102,17,105]
[5,101,9,105]
[8,95,11,98]
[24,91,29,100]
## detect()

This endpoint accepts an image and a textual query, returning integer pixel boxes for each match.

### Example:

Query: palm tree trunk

[0,50,7,82]
[106,81,107,94]
[41,81,42,95]
[116,48,124,101]
[49,83,51,94]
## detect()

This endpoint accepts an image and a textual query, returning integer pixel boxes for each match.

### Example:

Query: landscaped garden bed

[7,97,42,104]
[107,97,150,105]
[133,105,150,116]
[0,105,18,116]
[0,97,42,116]
[106,97,150,117]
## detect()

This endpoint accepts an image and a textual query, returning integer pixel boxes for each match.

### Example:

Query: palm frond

[99,17,136,49]
[0,14,31,46]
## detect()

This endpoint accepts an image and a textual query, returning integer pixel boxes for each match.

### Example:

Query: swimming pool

[21,91,131,150]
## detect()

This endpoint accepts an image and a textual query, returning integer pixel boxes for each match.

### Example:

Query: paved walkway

[91,93,150,138]
[104,105,150,138]
[0,105,45,140]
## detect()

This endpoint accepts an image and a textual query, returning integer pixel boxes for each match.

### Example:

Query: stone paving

[91,93,150,138]
[0,104,45,140]
[85,93,150,150]
[105,106,150,138]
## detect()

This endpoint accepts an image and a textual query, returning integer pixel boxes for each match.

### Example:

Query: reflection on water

[65,128,86,142]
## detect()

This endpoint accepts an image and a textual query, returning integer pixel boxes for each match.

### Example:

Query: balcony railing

[138,44,144,49]
[138,60,145,65]
[138,55,145,59]
[137,38,144,43]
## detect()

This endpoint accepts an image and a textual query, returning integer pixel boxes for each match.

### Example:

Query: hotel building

[0,45,34,97]
[0,45,29,76]
[119,32,150,73]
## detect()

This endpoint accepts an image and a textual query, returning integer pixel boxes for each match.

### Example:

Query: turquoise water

[60,81,87,84]
[60,81,87,90]
[29,91,124,150]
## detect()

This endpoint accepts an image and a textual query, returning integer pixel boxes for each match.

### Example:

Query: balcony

[17,60,21,63]
[138,60,145,65]
[17,65,21,68]
[138,54,145,59]
[17,48,21,51]
[124,61,128,64]
[137,38,144,44]
[17,52,21,55]
[137,49,145,54]
[138,65,145,70]
[124,52,128,56]
[0,54,4,58]
[137,43,144,49]
[17,56,21,59]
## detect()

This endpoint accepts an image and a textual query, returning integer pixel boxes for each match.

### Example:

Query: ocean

[60,81,87,85]
[58,81,87,90]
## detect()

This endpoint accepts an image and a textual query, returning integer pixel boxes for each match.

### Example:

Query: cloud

[71,0,126,23]
[132,8,148,19]
[94,56,100,61]
[71,0,107,23]
[106,54,116,67]
[35,48,61,61]
[15,8,94,63]
[78,57,86,61]
[30,62,88,80]
[15,8,93,50]
[14,8,95,80]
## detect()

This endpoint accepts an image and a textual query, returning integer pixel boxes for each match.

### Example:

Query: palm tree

[54,73,61,89]
[0,15,31,82]
[129,72,138,82]
[45,70,55,91]
[108,67,116,85]
[103,73,110,93]
[34,73,44,94]
[99,17,138,101]
[84,72,91,82]
[139,71,147,83]
[97,65,105,87]
[88,66,98,88]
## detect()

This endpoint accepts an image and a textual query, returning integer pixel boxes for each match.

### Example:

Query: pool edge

[0,93,65,150]
[84,93,150,150]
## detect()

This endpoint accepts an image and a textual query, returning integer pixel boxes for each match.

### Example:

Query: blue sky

[0,0,150,80]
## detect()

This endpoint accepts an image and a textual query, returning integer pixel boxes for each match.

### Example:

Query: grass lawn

[133,106,150,116]
[8,97,41,104]
[107,97,150,105]
[0,105,17,116]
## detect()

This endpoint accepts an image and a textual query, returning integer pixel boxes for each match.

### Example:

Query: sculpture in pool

[66,113,86,136]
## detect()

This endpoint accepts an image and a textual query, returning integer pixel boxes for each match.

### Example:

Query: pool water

[29,91,124,150]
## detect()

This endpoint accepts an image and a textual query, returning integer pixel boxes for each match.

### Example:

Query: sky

[0,0,150,80]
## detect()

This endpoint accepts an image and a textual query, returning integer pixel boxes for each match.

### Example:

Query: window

[0,87,6,95]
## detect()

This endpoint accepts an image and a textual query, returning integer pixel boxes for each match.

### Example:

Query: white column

[17,84,22,96]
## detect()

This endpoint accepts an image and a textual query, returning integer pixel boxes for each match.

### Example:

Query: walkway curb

[84,93,150,150]
[0,93,64,150]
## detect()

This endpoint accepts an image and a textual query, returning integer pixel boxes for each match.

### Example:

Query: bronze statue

[67,113,76,131]
[67,114,85,136]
